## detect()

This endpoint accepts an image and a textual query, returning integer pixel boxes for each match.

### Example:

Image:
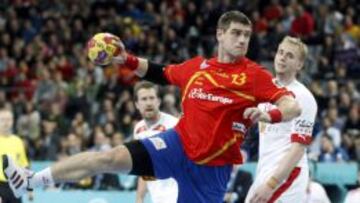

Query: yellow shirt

[0,135,29,182]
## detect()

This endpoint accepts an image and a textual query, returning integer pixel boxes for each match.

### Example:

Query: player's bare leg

[2,145,132,198]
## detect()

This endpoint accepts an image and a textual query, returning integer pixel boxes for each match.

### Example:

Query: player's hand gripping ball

[86,33,122,66]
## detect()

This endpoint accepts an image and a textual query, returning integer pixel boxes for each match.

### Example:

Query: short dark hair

[217,11,252,30]
[133,81,159,101]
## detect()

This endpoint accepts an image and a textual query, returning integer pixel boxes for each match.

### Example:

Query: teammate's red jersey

[164,56,292,166]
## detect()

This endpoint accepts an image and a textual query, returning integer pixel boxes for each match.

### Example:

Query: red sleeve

[254,68,293,103]
[291,133,312,145]
[163,56,203,88]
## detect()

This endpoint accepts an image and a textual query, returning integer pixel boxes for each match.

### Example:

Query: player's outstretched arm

[2,145,132,198]
[112,41,169,85]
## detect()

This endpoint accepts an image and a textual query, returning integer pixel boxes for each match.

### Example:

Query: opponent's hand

[112,40,128,65]
[249,183,275,203]
[243,107,271,123]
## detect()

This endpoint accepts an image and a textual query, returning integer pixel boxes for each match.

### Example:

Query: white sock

[29,167,55,188]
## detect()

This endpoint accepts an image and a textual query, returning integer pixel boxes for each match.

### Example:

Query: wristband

[268,109,282,123]
[124,54,139,70]
[266,176,279,189]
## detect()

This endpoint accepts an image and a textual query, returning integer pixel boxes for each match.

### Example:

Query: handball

[86,33,121,66]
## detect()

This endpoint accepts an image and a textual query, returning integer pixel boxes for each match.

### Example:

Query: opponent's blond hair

[280,36,308,62]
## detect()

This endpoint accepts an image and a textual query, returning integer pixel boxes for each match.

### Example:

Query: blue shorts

[140,129,232,203]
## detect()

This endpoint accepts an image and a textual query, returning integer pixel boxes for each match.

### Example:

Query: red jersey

[164,56,291,166]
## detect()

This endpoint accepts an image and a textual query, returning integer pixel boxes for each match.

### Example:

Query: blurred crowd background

[0,0,359,192]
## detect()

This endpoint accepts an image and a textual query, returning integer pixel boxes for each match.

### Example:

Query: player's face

[135,88,160,121]
[274,42,303,75]
[217,22,252,58]
[0,111,13,134]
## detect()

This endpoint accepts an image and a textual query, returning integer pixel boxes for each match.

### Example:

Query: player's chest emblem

[183,71,255,103]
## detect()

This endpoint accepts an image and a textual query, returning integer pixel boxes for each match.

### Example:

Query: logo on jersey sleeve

[149,137,167,150]
[294,119,314,135]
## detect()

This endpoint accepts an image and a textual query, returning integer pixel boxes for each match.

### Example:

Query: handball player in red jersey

[3,11,301,203]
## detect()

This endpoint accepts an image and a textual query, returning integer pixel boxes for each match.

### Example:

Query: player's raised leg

[2,144,133,198]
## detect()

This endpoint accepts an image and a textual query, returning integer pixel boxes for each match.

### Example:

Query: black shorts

[0,182,21,203]
[124,140,155,177]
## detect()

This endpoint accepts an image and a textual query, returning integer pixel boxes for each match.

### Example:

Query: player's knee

[100,145,132,173]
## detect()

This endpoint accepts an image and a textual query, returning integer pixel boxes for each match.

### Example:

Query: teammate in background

[132,81,178,203]
[245,36,318,203]
[3,11,301,203]
[0,104,31,203]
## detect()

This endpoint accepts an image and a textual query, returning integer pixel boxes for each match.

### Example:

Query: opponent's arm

[268,143,305,185]
[244,95,301,123]
[249,143,305,203]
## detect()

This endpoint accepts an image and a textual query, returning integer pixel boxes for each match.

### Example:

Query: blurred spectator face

[349,105,359,121]
[355,138,360,160]
[94,130,108,146]
[321,135,334,152]
[135,87,160,121]
[339,92,351,107]
[322,117,332,129]
[0,91,6,102]
[67,133,82,154]
[274,39,304,76]
[104,122,115,136]
[327,107,338,122]
[112,132,124,146]
[0,109,13,134]
[217,22,252,59]
[42,121,56,135]
[103,99,113,111]
[50,102,61,116]
[73,112,84,125]
[294,5,304,17]
[163,93,176,107]
[327,80,338,95]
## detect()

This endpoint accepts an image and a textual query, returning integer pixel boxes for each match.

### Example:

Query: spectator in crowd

[319,134,349,162]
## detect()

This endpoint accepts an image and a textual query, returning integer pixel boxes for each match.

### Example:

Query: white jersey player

[132,81,178,203]
[246,36,318,203]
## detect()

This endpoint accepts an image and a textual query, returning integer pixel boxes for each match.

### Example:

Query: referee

[0,103,30,203]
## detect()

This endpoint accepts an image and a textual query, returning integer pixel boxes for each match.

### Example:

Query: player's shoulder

[134,120,146,133]
[291,81,317,105]
[134,119,145,128]
[179,56,205,67]
[243,57,267,71]
[243,58,273,78]
[159,112,179,127]
[9,135,24,144]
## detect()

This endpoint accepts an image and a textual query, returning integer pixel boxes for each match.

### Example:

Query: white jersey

[247,79,318,203]
[344,188,360,203]
[133,112,178,203]
[302,181,331,203]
